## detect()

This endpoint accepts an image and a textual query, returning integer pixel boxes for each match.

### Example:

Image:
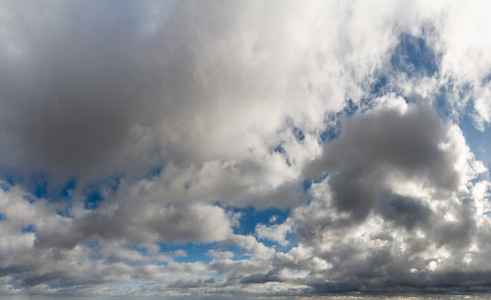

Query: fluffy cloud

[0,0,443,184]
[255,219,293,246]
[292,98,490,293]
[305,97,465,220]
[0,0,491,298]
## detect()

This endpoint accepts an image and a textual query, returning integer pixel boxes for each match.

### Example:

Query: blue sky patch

[157,227,289,264]
[370,75,388,96]
[160,242,214,264]
[390,33,438,77]
[83,175,124,210]
[4,172,23,187]
[320,112,341,142]
[433,85,454,122]
[60,178,77,198]
[28,171,49,199]
[84,191,103,210]
[343,99,358,117]
[22,225,36,234]
[231,206,290,236]
[459,115,491,169]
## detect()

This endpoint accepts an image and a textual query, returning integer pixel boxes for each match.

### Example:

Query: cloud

[377,191,433,231]
[1,184,234,251]
[255,219,293,246]
[304,97,462,220]
[291,99,490,293]
[0,0,436,185]
[0,0,491,298]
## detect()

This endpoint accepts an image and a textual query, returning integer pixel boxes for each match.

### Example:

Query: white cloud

[0,0,491,297]
[255,219,293,246]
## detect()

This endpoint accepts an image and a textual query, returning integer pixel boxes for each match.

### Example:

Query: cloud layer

[0,0,491,298]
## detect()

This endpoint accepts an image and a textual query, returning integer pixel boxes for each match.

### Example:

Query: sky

[1,0,491,298]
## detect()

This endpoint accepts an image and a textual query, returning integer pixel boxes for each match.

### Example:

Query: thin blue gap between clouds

[153,206,295,264]
[370,32,439,99]
[0,165,299,256]
[390,33,439,78]
[158,242,214,264]
[22,224,36,234]
[233,206,296,251]
[229,206,290,236]
[460,114,491,172]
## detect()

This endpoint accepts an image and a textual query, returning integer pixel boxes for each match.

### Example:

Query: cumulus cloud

[0,0,446,184]
[0,0,491,298]
[255,219,293,246]
[304,97,463,220]
[292,99,490,293]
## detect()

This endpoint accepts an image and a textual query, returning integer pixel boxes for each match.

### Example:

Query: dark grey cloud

[304,101,458,220]
[0,0,307,183]
[377,191,433,231]
[0,0,167,181]
[0,0,434,187]
[290,100,490,294]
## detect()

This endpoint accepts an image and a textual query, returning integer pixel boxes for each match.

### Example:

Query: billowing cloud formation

[294,98,490,292]
[305,98,464,220]
[0,0,491,298]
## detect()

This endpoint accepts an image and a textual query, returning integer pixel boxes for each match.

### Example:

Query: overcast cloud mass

[1,0,491,298]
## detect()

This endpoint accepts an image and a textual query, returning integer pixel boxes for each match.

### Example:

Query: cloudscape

[1,0,491,298]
